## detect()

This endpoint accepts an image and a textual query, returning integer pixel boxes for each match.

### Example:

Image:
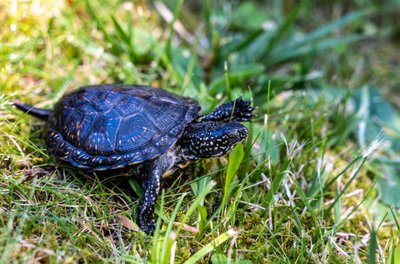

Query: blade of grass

[128,179,143,199]
[224,62,232,101]
[203,0,212,40]
[85,0,113,45]
[165,0,185,57]
[267,35,365,66]
[183,229,237,264]
[221,28,265,57]
[151,190,166,264]
[220,144,244,216]
[279,9,371,52]
[368,226,377,264]
[175,180,216,236]
[325,157,367,213]
[160,193,187,263]
[262,158,290,208]
[323,155,363,192]
[209,64,265,95]
[264,1,305,55]
[191,176,211,237]
[111,15,136,63]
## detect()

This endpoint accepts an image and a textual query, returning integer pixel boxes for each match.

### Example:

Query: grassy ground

[1,0,400,263]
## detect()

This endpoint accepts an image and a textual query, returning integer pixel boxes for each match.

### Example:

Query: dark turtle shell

[46,84,200,171]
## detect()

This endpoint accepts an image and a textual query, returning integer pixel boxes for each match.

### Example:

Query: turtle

[13,84,254,233]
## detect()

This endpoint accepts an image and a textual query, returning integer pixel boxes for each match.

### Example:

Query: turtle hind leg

[137,162,163,234]
[13,101,51,120]
[137,155,174,234]
[201,97,255,122]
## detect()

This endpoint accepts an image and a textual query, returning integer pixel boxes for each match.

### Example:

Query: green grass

[1,0,400,263]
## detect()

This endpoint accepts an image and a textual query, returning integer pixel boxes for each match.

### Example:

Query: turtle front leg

[201,97,255,122]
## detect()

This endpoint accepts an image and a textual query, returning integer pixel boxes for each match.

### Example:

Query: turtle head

[181,121,248,159]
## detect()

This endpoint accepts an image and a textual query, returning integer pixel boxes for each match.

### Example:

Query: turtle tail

[13,101,51,120]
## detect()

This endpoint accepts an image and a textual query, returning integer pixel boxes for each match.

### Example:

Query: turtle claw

[232,97,255,122]
[138,208,156,234]
[139,219,155,234]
